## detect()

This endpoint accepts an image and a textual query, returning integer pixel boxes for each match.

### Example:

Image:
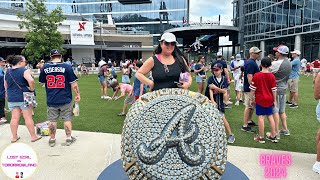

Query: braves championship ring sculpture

[121,88,227,179]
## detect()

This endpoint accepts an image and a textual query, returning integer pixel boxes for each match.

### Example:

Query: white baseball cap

[236,54,241,59]
[159,32,178,43]
[291,49,301,55]
[249,47,262,54]
[217,52,223,57]
[273,45,289,55]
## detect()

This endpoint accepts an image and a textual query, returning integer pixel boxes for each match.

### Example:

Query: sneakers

[248,120,258,127]
[289,104,298,108]
[0,118,7,124]
[224,104,231,109]
[241,126,255,133]
[103,96,112,100]
[279,129,290,136]
[227,134,235,144]
[266,132,280,140]
[254,135,265,144]
[49,139,56,147]
[235,101,240,106]
[66,136,76,146]
[286,101,292,105]
[266,133,278,143]
[313,161,320,174]
[101,96,104,99]
[226,101,233,105]
[118,112,126,116]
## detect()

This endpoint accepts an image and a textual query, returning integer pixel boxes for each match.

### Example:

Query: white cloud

[189,0,234,26]
[189,0,234,45]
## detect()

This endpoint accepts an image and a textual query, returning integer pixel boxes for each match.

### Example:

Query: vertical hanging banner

[70,21,95,45]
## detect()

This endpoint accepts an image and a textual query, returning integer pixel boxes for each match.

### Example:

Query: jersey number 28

[46,75,65,88]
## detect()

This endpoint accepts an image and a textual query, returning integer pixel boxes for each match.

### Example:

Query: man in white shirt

[230,54,244,105]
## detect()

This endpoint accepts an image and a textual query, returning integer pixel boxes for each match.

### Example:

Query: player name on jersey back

[43,67,66,74]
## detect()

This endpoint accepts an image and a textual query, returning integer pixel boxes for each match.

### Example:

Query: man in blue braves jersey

[39,49,80,147]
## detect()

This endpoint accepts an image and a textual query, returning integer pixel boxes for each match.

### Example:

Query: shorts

[235,79,243,91]
[244,92,254,108]
[256,104,273,116]
[313,68,320,73]
[316,101,320,123]
[191,69,194,73]
[124,95,135,104]
[196,75,206,83]
[306,69,311,72]
[122,75,130,84]
[288,79,298,92]
[273,94,286,114]
[8,102,30,111]
[98,76,106,84]
[47,102,73,122]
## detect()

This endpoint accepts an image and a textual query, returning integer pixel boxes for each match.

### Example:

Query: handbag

[8,69,37,108]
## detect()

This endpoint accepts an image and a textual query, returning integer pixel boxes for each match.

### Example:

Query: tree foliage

[17,0,66,62]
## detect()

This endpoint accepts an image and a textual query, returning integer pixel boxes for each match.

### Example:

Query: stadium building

[0,0,189,63]
[234,0,320,61]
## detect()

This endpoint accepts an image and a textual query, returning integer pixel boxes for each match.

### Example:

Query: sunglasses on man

[163,41,176,46]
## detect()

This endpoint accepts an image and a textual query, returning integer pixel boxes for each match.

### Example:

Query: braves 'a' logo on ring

[137,104,205,166]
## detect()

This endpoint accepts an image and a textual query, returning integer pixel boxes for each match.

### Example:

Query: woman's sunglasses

[163,41,176,46]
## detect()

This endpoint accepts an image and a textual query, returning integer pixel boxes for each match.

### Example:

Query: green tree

[17,0,66,62]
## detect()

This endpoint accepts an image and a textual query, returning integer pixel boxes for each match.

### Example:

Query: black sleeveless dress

[152,55,181,91]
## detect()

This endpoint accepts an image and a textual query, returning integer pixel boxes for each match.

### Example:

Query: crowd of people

[0,49,80,147]
[97,33,320,173]
[1,32,320,173]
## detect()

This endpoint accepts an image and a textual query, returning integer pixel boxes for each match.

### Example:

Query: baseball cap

[249,47,262,54]
[159,32,178,43]
[236,54,241,60]
[272,44,285,51]
[273,45,289,55]
[291,49,301,55]
[230,56,234,59]
[211,63,223,70]
[217,52,223,57]
[50,49,62,57]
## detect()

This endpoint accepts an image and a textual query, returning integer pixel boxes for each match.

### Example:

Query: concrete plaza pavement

[0,124,319,180]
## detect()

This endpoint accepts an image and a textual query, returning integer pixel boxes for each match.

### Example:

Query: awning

[198,35,215,42]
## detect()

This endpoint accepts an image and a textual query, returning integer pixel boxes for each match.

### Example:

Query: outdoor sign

[70,21,95,45]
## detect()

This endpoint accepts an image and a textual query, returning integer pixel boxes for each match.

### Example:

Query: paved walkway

[0,124,319,180]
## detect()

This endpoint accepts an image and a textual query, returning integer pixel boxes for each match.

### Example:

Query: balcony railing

[94,29,150,35]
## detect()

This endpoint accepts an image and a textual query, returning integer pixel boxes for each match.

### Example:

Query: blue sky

[189,0,234,26]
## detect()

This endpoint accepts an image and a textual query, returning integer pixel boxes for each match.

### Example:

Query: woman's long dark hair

[197,55,204,63]
[154,43,189,73]
[6,55,24,66]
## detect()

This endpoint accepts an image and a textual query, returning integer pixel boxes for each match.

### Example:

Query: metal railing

[95,29,150,35]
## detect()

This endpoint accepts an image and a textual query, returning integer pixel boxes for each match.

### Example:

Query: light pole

[100,20,103,59]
